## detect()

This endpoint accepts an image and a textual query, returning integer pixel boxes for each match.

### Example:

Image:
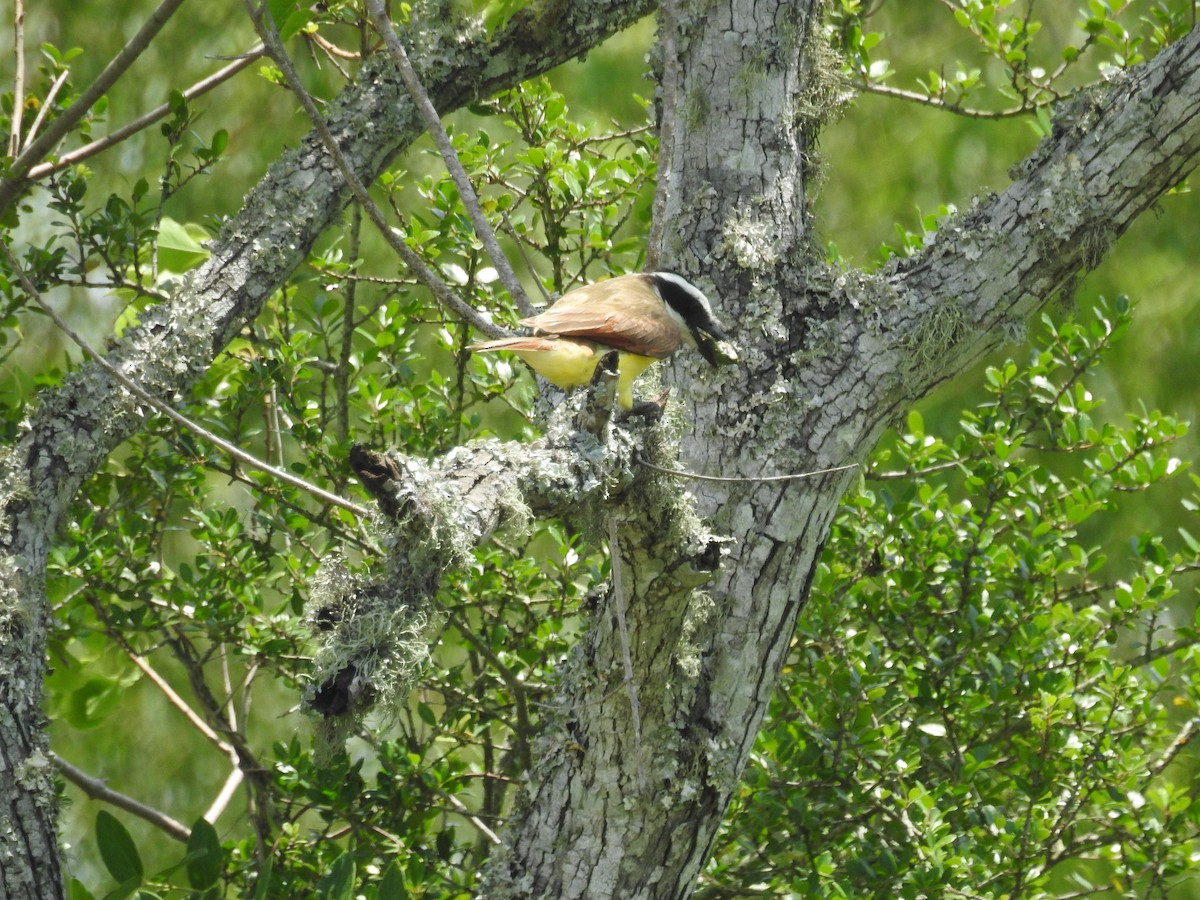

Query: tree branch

[0,0,188,212]
[51,753,191,843]
[364,0,535,317]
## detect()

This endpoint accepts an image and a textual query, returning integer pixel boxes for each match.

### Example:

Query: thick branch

[308,426,643,720]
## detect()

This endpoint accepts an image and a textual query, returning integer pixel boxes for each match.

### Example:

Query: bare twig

[23,69,70,152]
[636,455,858,484]
[0,243,370,518]
[27,47,266,180]
[244,0,506,340]
[500,212,551,302]
[867,458,963,480]
[853,77,1087,121]
[118,636,233,753]
[205,766,245,824]
[106,628,258,839]
[336,206,362,445]
[1147,717,1200,781]
[9,0,26,158]
[309,31,361,61]
[51,753,192,843]
[439,787,503,845]
[363,0,534,317]
[448,611,532,773]
[0,0,189,214]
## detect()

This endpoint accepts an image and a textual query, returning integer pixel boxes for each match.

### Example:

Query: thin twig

[243,0,506,340]
[608,514,645,791]
[363,0,534,317]
[0,0,189,214]
[27,47,266,181]
[51,753,192,843]
[0,243,370,518]
[439,787,503,845]
[23,69,70,152]
[10,0,26,158]
[205,766,245,824]
[448,611,532,773]
[118,636,232,753]
[500,211,551,302]
[1146,717,1200,781]
[867,458,963,480]
[335,206,362,445]
[637,455,858,484]
[852,78,1083,121]
[309,31,361,62]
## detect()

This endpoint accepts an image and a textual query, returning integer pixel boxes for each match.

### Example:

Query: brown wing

[518,273,683,359]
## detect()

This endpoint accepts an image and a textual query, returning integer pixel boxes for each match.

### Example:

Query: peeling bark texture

[480,6,1200,900]
[0,3,652,897]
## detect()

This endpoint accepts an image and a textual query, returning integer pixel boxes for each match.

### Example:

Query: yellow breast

[511,342,658,410]
[511,340,602,390]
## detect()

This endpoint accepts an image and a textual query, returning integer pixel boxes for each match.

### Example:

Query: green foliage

[828,1,1195,118]
[705,298,1200,897]
[30,58,641,894]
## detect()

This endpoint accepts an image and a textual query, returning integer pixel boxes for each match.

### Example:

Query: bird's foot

[618,388,671,424]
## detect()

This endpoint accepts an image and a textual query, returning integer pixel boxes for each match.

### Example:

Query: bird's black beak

[694,321,738,367]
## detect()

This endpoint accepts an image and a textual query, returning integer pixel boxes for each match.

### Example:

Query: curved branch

[51,753,192,843]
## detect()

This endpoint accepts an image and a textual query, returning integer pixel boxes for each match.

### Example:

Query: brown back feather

[518,273,682,359]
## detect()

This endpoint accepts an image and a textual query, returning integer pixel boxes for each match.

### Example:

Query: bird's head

[652,272,740,366]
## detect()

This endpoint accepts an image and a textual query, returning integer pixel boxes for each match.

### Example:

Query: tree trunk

[482,5,1200,898]
[0,559,62,898]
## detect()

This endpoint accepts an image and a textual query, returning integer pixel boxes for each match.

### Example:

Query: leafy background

[5,0,1200,896]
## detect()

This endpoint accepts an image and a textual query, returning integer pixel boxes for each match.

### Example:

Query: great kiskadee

[469,272,736,409]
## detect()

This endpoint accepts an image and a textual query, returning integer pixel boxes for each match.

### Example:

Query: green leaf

[316,851,355,900]
[96,811,143,885]
[156,217,211,273]
[185,818,221,889]
[267,0,310,40]
[378,861,407,899]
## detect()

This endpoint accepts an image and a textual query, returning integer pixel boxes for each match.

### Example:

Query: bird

[469,272,736,410]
